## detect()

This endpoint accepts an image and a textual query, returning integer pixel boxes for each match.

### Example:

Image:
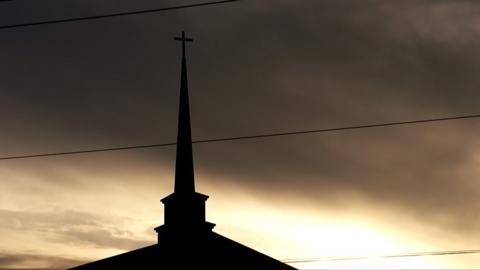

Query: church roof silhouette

[69,32,297,270]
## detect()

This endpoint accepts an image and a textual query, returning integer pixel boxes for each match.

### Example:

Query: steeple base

[155,191,215,243]
[155,221,216,243]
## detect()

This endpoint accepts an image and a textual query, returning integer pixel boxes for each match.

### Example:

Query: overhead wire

[0,113,479,160]
[283,249,480,264]
[0,0,240,30]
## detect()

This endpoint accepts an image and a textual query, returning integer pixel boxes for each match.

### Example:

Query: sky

[1,0,480,269]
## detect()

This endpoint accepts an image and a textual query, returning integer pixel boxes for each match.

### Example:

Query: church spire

[174,31,195,194]
[155,32,215,241]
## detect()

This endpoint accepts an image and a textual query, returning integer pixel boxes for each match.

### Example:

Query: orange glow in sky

[0,165,479,269]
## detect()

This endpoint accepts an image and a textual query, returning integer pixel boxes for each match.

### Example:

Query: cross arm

[174,37,193,42]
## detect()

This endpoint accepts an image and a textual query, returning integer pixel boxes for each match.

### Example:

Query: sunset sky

[2,0,480,269]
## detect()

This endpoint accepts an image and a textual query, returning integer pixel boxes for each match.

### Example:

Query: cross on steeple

[174,31,193,58]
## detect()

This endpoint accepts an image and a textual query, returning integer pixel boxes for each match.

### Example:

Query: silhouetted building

[69,32,296,270]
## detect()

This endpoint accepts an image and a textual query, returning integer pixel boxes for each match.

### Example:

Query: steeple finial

[173,31,195,194]
[174,31,193,58]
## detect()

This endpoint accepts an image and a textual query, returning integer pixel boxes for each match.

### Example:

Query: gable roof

[69,231,296,270]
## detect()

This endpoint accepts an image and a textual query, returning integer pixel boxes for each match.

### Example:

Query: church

[69,32,297,270]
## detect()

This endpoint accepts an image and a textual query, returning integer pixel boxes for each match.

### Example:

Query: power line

[0,142,177,161]
[284,249,480,263]
[193,113,480,144]
[0,113,479,161]
[0,0,240,30]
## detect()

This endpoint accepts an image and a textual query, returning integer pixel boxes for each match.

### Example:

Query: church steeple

[174,31,195,194]
[69,31,298,270]
[155,32,215,241]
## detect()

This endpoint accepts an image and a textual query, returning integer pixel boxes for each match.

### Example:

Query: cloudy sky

[2,0,480,269]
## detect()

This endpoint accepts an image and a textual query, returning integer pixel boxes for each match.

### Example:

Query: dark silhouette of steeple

[154,31,215,240]
[68,31,296,270]
[174,31,195,194]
